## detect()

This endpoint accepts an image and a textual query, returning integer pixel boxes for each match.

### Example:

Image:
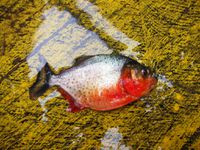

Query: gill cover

[121,62,157,97]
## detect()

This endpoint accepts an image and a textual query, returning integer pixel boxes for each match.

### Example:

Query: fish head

[122,62,157,98]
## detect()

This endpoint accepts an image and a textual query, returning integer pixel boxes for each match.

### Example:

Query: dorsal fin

[73,55,94,66]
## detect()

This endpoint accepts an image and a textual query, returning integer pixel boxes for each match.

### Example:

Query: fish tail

[29,63,53,100]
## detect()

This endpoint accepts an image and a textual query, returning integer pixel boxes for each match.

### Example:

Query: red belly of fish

[58,77,137,111]
[89,79,137,110]
[80,78,137,111]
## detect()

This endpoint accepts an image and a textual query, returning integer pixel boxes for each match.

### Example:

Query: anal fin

[58,87,85,113]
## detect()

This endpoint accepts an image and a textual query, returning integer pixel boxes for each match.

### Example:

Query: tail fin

[29,63,53,100]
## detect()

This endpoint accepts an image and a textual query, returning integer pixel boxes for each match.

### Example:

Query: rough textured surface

[0,0,199,149]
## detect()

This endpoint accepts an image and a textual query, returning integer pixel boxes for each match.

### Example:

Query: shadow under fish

[29,54,157,112]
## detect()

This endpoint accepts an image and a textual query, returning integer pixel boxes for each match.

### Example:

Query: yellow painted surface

[0,0,199,149]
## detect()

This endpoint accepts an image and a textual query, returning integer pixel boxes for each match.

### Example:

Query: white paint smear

[38,90,60,122]
[27,6,112,78]
[76,0,140,58]
[101,127,130,150]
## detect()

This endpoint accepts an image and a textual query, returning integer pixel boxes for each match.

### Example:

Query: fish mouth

[140,77,157,96]
[148,75,158,90]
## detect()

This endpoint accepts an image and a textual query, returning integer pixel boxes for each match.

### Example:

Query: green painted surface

[0,0,199,149]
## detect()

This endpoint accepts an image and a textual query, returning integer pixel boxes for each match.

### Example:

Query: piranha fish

[30,54,157,112]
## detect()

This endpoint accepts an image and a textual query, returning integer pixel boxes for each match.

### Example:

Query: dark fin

[58,87,85,113]
[29,63,53,100]
[73,55,93,66]
[111,51,120,55]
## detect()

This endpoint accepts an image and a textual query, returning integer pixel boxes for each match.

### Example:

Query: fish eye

[141,68,152,77]
[141,69,148,76]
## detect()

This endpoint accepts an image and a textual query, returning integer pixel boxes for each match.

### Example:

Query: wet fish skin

[29,54,157,112]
